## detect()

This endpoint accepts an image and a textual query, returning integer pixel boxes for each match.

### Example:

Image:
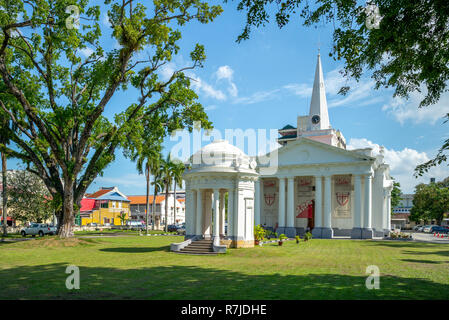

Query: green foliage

[410,180,449,225]
[304,232,312,241]
[0,0,221,236]
[254,224,266,241]
[118,211,127,226]
[295,235,301,243]
[6,170,54,223]
[278,233,287,241]
[390,178,402,213]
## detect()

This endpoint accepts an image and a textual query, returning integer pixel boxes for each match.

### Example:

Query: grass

[0,236,448,299]
[73,229,175,236]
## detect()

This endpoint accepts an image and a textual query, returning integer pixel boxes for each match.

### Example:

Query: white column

[219,191,225,236]
[213,189,220,246]
[312,175,322,238]
[351,175,362,239]
[354,175,362,228]
[287,177,295,228]
[254,179,261,226]
[186,188,195,236]
[227,188,234,240]
[322,175,333,238]
[278,177,286,228]
[364,175,373,229]
[195,189,202,236]
[362,174,373,239]
[387,191,391,231]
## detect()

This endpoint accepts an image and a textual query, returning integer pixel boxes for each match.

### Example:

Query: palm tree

[131,147,161,235]
[160,154,175,232]
[171,161,185,225]
[151,173,164,230]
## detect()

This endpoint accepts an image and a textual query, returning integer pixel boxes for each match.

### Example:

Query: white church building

[175,54,394,252]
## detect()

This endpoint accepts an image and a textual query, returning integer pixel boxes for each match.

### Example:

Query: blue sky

[8,1,449,194]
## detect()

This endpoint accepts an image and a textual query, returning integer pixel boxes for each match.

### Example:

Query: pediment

[270,138,374,167]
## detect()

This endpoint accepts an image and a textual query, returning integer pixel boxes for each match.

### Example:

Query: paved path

[406,231,449,244]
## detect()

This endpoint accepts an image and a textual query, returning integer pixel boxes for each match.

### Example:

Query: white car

[423,225,437,233]
[21,223,56,237]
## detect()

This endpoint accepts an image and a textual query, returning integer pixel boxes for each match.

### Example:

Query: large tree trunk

[1,151,7,236]
[165,182,169,232]
[145,164,150,235]
[58,179,75,238]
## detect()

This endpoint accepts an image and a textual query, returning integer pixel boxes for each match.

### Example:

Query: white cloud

[382,89,449,125]
[347,138,449,193]
[283,83,312,98]
[190,74,226,101]
[215,65,234,81]
[79,47,94,58]
[215,65,238,98]
[233,89,281,105]
[102,13,111,27]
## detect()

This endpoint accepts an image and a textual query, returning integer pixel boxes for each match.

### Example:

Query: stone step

[181,247,214,252]
[175,251,217,255]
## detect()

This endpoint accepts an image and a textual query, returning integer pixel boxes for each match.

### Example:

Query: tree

[230,0,449,174]
[7,170,54,224]
[151,172,164,230]
[410,181,449,225]
[130,142,162,235]
[118,211,127,226]
[390,179,402,214]
[171,160,185,225]
[0,0,219,237]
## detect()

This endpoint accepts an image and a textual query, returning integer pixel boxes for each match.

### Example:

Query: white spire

[308,54,330,130]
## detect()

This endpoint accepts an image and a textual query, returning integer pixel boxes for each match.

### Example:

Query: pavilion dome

[188,139,256,171]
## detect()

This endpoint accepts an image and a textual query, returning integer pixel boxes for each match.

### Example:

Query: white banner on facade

[333,175,352,218]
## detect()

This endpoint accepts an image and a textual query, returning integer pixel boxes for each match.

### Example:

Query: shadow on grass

[401,259,448,264]
[0,263,448,300]
[99,246,170,253]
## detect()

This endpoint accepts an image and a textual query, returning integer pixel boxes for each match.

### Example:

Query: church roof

[280,124,296,131]
[278,134,297,140]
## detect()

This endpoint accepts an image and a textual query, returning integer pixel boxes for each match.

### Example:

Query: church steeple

[308,54,330,130]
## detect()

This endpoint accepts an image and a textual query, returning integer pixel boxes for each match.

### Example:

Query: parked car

[430,226,449,234]
[21,223,54,237]
[423,225,438,233]
[127,221,145,228]
[177,223,186,235]
[417,225,425,232]
[167,224,180,232]
[413,225,423,231]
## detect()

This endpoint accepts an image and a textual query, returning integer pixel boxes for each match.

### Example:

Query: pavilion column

[254,179,261,226]
[285,177,296,238]
[195,189,203,237]
[362,174,373,239]
[227,188,234,241]
[387,190,391,233]
[382,189,389,236]
[351,175,363,239]
[219,191,225,236]
[312,175,323,238]
[185,188,196,238]
[278,177,286,234]
[213,189,220,246]
[322,175,333,238]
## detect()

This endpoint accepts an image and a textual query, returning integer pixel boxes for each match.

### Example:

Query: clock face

[311,115,321,125]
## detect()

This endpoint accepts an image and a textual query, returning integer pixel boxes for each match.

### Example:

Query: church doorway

[307,200,315,231]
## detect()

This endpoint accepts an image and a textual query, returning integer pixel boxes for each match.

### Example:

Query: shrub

[279,234,287,241]
[304,232,312,241]
[254,225,266,241]
[295,235,301,243]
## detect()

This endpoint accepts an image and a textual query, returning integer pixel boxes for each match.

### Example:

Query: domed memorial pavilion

[180,140,259,251]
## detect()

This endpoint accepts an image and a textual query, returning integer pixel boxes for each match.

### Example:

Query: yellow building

[79,187,131,226]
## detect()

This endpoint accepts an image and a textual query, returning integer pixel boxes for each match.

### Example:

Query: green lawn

[0,236,448,299]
